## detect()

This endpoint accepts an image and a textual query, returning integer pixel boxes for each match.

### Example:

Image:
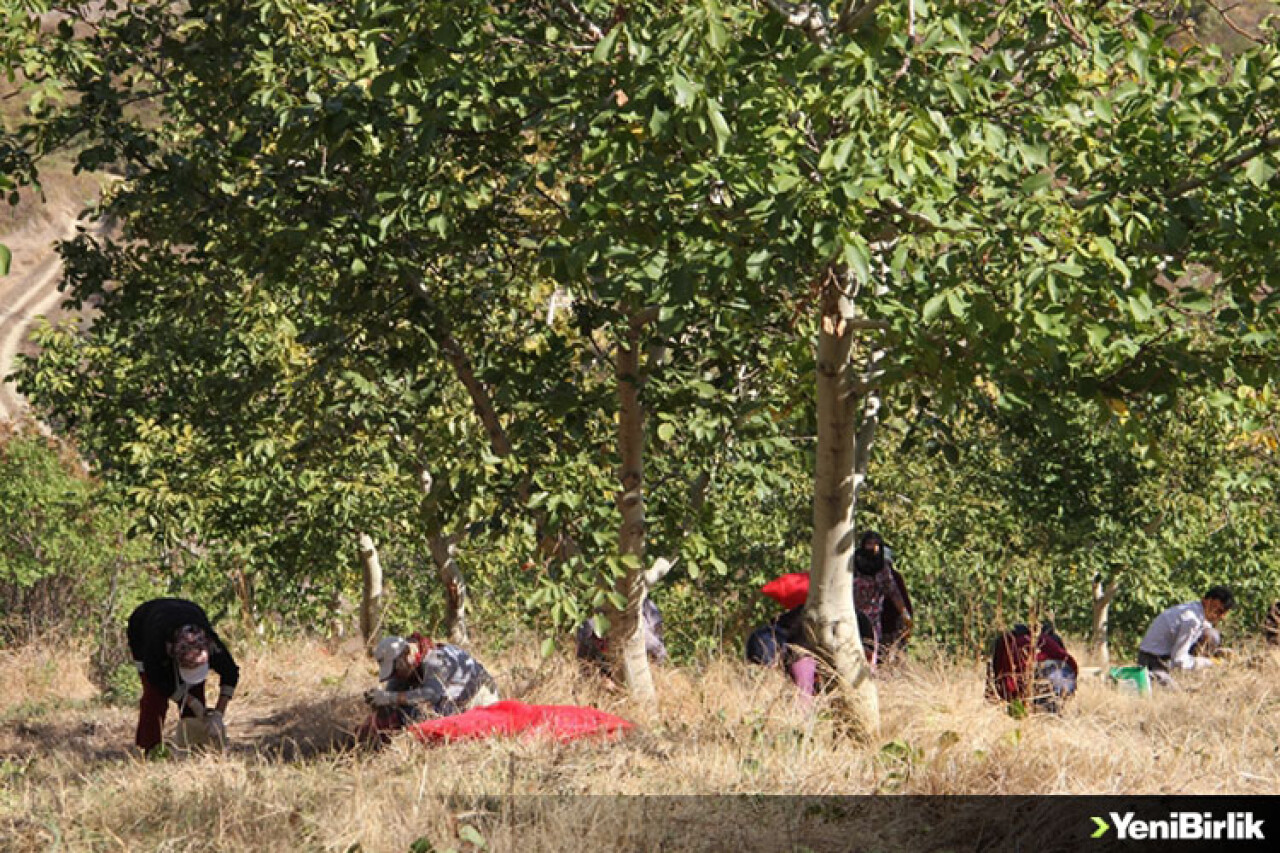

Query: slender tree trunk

[428,533,469,644]
[420,469,470,643]
[803,280,880,740]
[606,321,657,705]
[232,564,260,636]
[358,533,384,646]
[1090,574,1119,665]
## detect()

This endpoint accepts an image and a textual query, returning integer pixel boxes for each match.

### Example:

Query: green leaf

[592,24,622,64]
[1127,293,1154,322]
[539,636,555,658]
[830,137,855,172]
[1093,236,1116,264]
[923,292,947,322]
[1244,156,1275,188]
[842,234,871,283]
[457,825,487,850]
[773,172,803,192]
[705,0,728,50]
[1086,324,1109,348]
[1127,47,1148,79]
[670,73,701,108]
[1092,95,1113,123]
[1179,291,1213,312]
[657,422,675,442]
[706,99,731,154]
[0,244,9,276]
[649,107,670,136]
[1020,172,1052,194]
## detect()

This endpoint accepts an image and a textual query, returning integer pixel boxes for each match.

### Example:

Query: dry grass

[1,635,1277,851]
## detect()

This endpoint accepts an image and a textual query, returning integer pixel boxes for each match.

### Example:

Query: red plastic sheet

[407,700,634,744]
[761,572,810,609]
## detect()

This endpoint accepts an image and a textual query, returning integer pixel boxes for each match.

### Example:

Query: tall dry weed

[0,636,1276,851]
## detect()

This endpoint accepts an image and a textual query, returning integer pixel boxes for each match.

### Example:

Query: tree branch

[762,0,832,48]
[409,279,514,458]
[837,0,889,34]
[629,304,661,329]
[1170,132,1280,197]
[554,0,605,42]
[1202,0,1268,45]
[844,0,893,34]
[1074,131,1280,211]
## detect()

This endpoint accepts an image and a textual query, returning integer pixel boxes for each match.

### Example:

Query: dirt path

[0,233,71,420]
[0,198,82,423]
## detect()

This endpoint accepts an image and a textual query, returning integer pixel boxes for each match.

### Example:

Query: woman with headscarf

[852,531,913,669]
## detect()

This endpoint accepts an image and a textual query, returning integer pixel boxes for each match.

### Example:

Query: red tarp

[761,572,810,609]
[407,700,634,744]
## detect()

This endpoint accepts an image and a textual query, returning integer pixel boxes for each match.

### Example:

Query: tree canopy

[8,0,1280,730]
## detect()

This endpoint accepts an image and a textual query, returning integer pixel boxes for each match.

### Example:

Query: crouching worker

[127,598,239,754]
[746,606,810,691]
[986,621,1078,715]
[1137,585,1235,687]
[575,597,668,675]
[358,634,499,742]
[745,606,875,703]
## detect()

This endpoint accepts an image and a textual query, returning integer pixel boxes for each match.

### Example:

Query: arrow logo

[1091,816,1110,838]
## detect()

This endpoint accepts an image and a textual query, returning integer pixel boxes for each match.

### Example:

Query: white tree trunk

[420,469,470,643]
[803,283,880,740]
[1090,574,1119,665]
[428,533,469,644]
[358,533,384,646]
[607,326,657,705]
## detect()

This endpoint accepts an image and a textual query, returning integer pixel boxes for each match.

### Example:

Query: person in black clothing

[126,598,240,752]
[852,532,914,668]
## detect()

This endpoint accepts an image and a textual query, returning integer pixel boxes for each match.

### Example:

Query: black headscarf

[854,530,886,576]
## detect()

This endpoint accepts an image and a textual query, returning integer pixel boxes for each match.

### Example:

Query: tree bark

[420,469,470,643]
[1090,574,1119,665]
[428,532,469,644]
[606,319,657,705]
[358,533,384,646]
[803,279,880,740]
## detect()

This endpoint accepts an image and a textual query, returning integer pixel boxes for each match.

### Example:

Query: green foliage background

[2,0,1278,665]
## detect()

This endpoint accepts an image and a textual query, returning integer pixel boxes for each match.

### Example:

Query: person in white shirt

[1137,586,1235,686]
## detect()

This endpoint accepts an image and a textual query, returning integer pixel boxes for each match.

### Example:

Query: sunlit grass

[1,635,1276,850]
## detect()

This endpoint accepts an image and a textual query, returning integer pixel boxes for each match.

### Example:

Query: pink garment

[854,567,906,668]
[788,655,817,706]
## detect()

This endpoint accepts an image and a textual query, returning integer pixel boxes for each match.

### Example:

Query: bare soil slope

[0,177,98,422]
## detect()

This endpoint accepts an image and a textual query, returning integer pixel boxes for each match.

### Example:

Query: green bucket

[1109,665,1152,697]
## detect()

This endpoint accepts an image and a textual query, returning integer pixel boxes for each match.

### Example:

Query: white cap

[179,662,210,684]
[374,636,408,681]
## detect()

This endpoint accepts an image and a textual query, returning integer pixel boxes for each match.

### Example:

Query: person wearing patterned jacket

[361,634,499,736]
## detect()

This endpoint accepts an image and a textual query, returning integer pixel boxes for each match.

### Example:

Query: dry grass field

[1,634,1276,851]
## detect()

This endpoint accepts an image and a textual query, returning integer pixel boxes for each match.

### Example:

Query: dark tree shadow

[229,694,369,761]
[0,694,372,764]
